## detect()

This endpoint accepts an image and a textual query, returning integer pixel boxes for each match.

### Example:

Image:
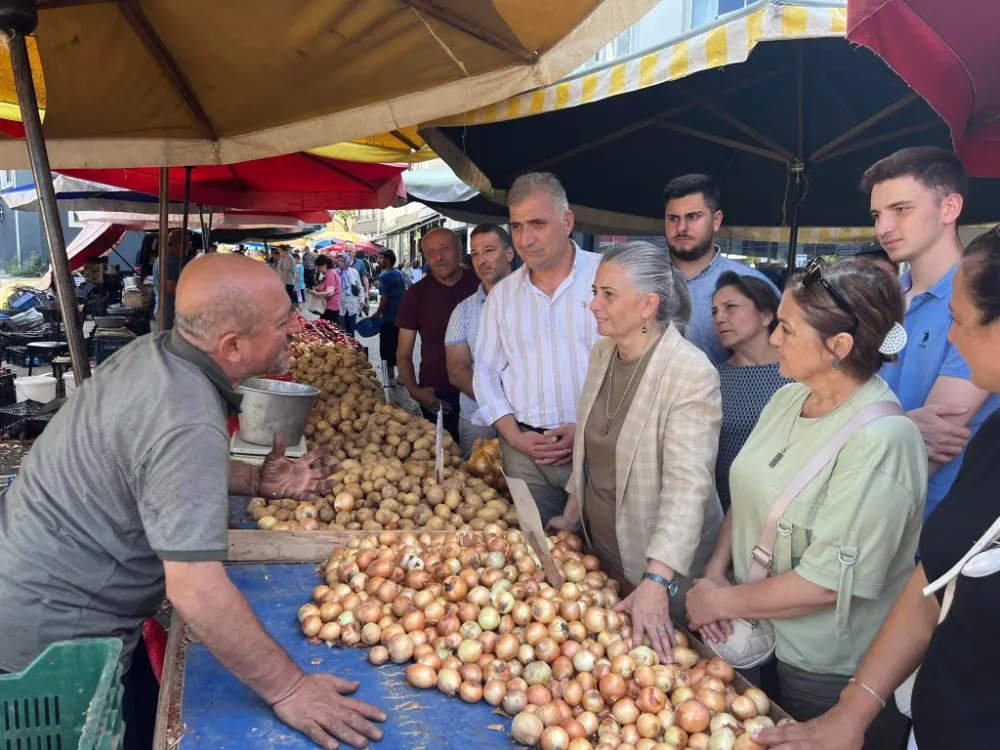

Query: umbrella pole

[157,167,170,330]
[785,165,804,283]
[4,29,92,382]
[181,166,192,262]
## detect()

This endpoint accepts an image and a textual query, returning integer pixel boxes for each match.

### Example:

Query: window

[0,170,12,189]
[691,0,754,28]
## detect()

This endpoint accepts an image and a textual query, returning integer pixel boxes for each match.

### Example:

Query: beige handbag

[709,401,904,670]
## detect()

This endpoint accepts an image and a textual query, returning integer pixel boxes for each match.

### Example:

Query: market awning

[0,0,659,169]
[421,0,1000,240]
[847,0,1000,176]
[309,128,436,165]
[58,155,406,212]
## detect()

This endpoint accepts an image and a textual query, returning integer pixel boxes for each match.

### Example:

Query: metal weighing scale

[230,432,308,465]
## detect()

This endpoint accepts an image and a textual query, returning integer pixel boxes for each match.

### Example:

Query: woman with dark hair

[758,229,1000,750]
[306,255,341,323]
[688,259,925,748]
[712,271,792,512]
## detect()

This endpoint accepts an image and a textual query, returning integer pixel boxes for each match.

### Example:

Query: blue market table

[156,560,515,750]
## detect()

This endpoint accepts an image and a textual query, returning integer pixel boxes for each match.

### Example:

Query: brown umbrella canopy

[0,0,657,168]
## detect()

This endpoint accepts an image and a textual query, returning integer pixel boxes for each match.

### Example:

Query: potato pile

[249,457,518,532]
[290,339,379,397]
[299,530,788,750]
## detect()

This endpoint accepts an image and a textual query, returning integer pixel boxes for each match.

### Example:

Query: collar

[476,283,488,302]
[670,244,722,281]
[900,264,958,300]
[165,329,243,417]
[520,240,585,294]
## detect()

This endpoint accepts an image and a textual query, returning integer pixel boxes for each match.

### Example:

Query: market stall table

[157,562,515,749]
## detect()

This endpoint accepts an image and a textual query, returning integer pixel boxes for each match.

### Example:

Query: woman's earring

[641,320,647,334]
[832,358,841,371]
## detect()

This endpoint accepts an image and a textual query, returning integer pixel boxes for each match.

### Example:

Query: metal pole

[785,168,804,283]
[180,166,192,262]
[5,31,92,382]
[157,167,170,330]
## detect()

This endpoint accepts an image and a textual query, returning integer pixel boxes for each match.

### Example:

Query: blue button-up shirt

[445,284,488,421]
[676,248,780,366]
[880,265,1000,518]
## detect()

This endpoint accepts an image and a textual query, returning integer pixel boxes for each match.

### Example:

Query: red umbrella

[848,0,1000,176]
[58,153,406,212]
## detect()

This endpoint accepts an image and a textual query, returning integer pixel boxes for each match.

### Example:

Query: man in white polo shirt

[474,173,601,525]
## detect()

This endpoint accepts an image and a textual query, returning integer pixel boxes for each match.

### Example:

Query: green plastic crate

[0,638,124,750]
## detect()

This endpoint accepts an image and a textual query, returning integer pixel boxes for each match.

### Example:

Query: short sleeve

[795,428,925,599]
[397,286,420,331]
[134,424,230,561]
[445,304,468,347]
[939,338,972,380]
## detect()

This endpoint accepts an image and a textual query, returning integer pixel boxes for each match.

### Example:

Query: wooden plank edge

[227,529,456,563]
[153,610,187,750]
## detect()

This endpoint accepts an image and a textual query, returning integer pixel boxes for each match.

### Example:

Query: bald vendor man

[0,254,385,750]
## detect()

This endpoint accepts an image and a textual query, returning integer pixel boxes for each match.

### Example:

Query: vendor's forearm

[716,570,837,621]
[166,562,303,706]
[229,460,261,496]
[845,565,938,723]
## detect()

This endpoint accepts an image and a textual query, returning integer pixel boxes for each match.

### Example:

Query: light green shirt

[730,377,926,675]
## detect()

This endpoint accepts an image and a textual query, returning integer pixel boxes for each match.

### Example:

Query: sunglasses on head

[801,259,859,335]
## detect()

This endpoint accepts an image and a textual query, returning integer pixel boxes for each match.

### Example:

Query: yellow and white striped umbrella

[432,3,846,128]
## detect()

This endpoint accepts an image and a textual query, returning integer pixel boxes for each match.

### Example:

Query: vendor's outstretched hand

[257,434,336,502]
[272,673,386,749]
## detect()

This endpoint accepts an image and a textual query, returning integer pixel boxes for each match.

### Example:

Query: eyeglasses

[801,259,858,335]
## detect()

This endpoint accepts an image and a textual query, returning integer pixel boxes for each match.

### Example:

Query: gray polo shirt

[677,248,780,366]
[0,330,239,672]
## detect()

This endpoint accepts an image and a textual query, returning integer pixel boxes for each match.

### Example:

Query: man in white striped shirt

[474,173,601,525]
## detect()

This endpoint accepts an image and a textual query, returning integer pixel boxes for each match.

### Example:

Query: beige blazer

[568,325,724,584]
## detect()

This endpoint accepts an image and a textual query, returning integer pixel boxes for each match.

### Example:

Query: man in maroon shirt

[396,228,479,441]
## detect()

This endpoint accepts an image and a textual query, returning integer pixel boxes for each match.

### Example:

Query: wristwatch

[641,572,679,596]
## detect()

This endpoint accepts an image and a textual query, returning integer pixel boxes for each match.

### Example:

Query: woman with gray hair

[547,241,724,660]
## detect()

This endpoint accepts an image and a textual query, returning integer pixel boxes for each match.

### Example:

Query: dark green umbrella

[423,2,1000,274]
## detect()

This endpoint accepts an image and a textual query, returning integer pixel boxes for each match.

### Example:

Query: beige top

[583,347,654,572]
[567,326,724,584]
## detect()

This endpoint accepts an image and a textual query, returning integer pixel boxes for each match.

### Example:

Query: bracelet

[848,677,887,709]
[641,572,679,597]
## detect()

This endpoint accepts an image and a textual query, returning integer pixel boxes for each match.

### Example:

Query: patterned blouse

[716,361,792,512]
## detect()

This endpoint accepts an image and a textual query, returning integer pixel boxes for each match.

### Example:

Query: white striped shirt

[474,245,601,429]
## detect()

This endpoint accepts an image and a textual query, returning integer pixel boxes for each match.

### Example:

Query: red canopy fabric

[59,153,406,212]
[848,0,1000,176]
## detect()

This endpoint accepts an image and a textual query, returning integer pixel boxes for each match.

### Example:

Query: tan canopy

[0,0,657,169]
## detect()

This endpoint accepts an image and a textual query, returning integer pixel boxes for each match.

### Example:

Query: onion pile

[298,529,791,749]
[248,459,517,532]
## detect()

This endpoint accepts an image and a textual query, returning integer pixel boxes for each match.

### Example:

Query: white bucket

[63,372,79,396]
[15,375,57,403]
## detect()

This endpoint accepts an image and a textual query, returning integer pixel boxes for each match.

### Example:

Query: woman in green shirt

[687,259,925,748]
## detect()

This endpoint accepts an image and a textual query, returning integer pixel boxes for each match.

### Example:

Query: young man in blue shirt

[370,249,407,383]
[863,146,1000,520]
[663,174,779,365]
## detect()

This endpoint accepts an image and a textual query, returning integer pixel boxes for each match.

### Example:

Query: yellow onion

[503,689,528,714]
[404,664,437,689]
[731,695,759,721]
[436,667,461,696]
[709,728,737,750]
[368,645,389,665]
[511,712,545,745]
[460,681,483,703]
[743,687,771,716]
[387,633,414,663]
